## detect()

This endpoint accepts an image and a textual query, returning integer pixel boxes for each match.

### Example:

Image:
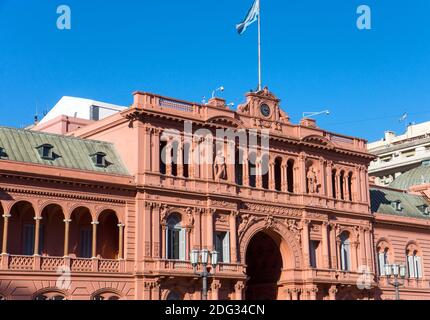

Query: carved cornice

[0,187,126,205]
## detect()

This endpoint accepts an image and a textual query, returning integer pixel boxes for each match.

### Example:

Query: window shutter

[378,253,386,276]
[179,228,186,261]
[416,256,423,279]
[223,232,230,263]
[408,256,416,278]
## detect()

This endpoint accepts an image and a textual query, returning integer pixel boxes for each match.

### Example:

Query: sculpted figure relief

[307,167,320,194]
[214,151,227,181]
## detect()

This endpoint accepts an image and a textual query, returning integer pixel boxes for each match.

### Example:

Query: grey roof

[0,127,129,176]
[389,163,430,190]
[370,187,430,220]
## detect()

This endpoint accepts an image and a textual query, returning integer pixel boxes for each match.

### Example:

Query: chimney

[207,97,226,108]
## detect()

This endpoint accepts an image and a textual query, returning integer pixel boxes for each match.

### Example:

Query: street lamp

[385,263,407,300]
[191,249,219,300]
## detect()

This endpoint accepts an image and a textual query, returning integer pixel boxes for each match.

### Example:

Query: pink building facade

[0,88,429,300]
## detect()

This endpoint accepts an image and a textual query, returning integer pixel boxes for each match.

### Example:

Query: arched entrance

[245,231,283,300]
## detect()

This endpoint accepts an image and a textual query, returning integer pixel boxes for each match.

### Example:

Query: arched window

[377,241,391,276]
[248,153,257,188]
[274,158,282,191]
[166,215,185,261]
[287,159,295,193]
[331,169,337,198]
[261,154,269,190]
[235,147,243,186]
[406,244,423,279]
[160,140,167,175]
[340,171,345,200]
[183,143,190,178]
[340,232,351,271]
[171,140,179,177]
[348,172,353,201]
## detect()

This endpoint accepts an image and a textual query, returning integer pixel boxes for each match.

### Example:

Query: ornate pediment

[236,87,290,125]
[301,135,335,149]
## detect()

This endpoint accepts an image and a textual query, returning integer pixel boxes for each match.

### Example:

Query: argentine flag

[236,0,260,35]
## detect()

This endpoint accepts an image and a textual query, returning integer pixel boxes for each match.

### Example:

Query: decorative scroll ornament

[185,207,195,228]
[285,219,302,245]
[160,204,169,225]
[238,213,256,239]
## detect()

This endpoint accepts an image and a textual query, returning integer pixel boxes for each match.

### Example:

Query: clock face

[260,104,271,117]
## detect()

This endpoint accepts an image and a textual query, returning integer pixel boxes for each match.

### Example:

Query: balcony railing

[155,259,243,276]
[0,255,125,274]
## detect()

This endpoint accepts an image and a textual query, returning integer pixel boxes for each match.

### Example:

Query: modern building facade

[1,88,430,300]
[368,122,430,187]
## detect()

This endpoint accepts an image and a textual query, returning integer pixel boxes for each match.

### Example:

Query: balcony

[0,254,126,274]
[154,259,244,278]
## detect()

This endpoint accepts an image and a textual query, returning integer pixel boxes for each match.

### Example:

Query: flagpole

[257,0,262,91]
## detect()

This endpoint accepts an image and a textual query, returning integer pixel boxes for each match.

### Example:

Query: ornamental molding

[241,202,303,218]
[0,187,126,205]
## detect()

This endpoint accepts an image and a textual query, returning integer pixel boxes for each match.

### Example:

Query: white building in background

[368,121,430,187]
[32,96,126,134]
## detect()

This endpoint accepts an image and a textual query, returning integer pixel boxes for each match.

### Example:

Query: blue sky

[1,0,429,142]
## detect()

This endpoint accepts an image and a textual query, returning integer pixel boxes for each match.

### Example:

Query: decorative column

[143,126,152,172]
[211,280,221,300]
[319,158,326,196]
[298,153,307,194]
[206,209,214,251]
[144,202,153,258]
[177,137,184,177]
[359,227,366,266]
[226,140,236,184]
[344,175,350,201]
[234,281,244,300]
[360,166,367,203]
[165,138,173,176]
[329,285,338,300]
[256,155,262,189]
[322,221,330,269]
[91,221,99,258]
[281,163,287,192]
[161,225,167,259]
[152,129,161,173]
[301,219,310,268]
[118,224,125,260]
[309,287,318,300]
[229,211,238,263]
[365,226,374,273]
[291,289,299,301]
[269,160,275,190]
[63,219,71,257]
[33,216,42,256]
[330,224,338,270]
[335,172,341,199]
[153,205,161,259]
[242,148,249,187]
[326,161,334,198]
[1,213,11,255]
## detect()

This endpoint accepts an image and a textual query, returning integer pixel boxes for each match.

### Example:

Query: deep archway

[245,232,283,300]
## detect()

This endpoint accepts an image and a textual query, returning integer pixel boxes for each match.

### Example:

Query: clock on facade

[260,104,271,117]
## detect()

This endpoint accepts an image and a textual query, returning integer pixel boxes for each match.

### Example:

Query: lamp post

[191,249,219,300]
[385,263,407,300]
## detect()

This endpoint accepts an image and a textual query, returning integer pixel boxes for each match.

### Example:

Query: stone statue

[214,151,227,181]
[307,167,319,194]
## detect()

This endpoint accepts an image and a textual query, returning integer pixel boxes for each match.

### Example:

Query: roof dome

[390,161,430,190]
